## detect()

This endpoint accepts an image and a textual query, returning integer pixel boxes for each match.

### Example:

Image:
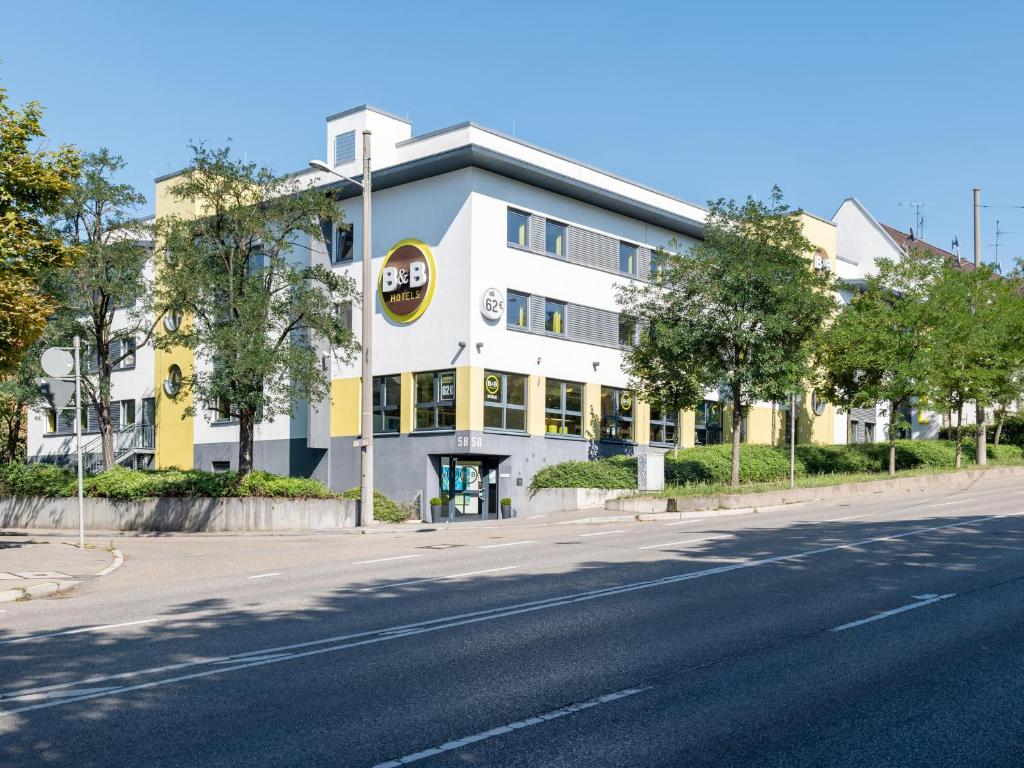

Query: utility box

[638,453,665,492]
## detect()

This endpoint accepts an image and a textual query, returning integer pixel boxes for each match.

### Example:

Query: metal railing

[80,424,155,474]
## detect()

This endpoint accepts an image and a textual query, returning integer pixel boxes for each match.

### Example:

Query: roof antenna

[952,237,961,265]
[899,201,931,241]
[990,219,1012,265]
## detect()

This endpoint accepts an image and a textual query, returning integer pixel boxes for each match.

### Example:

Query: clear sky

[3,0,1022,270]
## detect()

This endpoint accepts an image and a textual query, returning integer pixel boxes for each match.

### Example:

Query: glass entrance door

[440,457,496,520]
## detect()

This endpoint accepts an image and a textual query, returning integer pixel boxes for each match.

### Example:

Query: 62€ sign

[480,287,505,321]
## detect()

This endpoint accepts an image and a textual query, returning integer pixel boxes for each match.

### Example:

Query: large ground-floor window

[483,371,527,432]
[695,400,723,445]
[600,386,634,442]
[650,406,678,447]
[415,370,456,431]
[373,375,401,434]
[545,379,583,437]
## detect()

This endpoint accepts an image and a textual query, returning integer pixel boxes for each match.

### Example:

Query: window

[164,309,183,332]
[695,400,723,445]
[507,209,529,248]
[213,397,233,422]
[618,315,637,348]
[650,249,664,280]
[600,387,634,442]
[141,398,155,426]
[373,375,401,434]
[545,220,567,257]
[332,224,353,263]
[650,407,678,447]
[211,461,231,473]
[544,299,566,335]
[544,379,583,437]
[114,337,136,369]
[118,399,136,427]
[337,301,353,332]
[164,365,183,396]
[415,370,456,431]
[619,242,638,276]
[51,406,88,435]
[483,371,527,432]
[507,291,529,330]
[334,130,356,165]
[45,409,57,434]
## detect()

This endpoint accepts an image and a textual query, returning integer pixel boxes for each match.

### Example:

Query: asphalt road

[2,475,1023,767]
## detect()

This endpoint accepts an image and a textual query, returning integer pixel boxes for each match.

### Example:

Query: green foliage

[795,444,876,474]
[999,414,1024,447]
[0,462,75,496]
[429,497,443,507]
[987,443,1024,463]
[617,187,835,486]
[500,497,512,507]
[530,457,637,491]
[342,487,408,523]
[237,471,334,499]
[667,444,798,484]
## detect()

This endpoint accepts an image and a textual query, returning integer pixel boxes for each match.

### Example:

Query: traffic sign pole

[74,336,84,549]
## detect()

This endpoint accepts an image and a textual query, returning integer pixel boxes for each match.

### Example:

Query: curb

[0,546,123,604]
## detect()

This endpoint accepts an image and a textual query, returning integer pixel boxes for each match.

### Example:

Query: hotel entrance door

[440,456,500,521]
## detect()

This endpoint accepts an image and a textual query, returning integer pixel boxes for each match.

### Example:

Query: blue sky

[3,0,1022,270]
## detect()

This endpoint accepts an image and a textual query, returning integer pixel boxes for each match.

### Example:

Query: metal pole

[360,130,374,525]
[973,188,987,465]
[789,394,796,489]
[74,335,85,549]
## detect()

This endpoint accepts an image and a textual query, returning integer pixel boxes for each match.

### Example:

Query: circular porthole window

[164,364,183,396]
[811,390,827,417]
[163,309,183,332]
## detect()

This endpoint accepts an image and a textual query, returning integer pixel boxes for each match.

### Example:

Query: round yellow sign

[379,239,436,323]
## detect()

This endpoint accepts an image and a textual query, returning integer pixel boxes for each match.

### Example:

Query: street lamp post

[310,129,375,526]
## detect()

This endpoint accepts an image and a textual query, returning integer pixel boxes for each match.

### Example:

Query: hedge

[342,487,410,523]
[529,456,637,491]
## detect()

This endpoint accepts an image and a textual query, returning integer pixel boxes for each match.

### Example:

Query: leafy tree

[155,144,359,475]
[49,150,158,470]
[0,86,80,373]
[618,187,835,486]
[0,338,46,463]
[817,247,943,474]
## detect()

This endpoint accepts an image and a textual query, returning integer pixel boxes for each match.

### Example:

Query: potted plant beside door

[500,497,513,519]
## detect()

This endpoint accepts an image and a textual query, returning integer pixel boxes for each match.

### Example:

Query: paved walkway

[0,535,119,602]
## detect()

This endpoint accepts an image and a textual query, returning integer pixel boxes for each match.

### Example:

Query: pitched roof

[880,224,976,272]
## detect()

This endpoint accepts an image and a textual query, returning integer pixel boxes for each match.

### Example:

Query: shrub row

[529,440,1024,490]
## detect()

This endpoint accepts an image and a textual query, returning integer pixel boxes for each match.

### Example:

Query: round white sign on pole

[480,287,505,321]
[41,347,74,378]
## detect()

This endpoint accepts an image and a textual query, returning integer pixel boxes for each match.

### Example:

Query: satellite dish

[41,347,74,378]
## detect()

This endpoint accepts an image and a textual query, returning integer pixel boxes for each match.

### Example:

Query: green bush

[530,458,637,491]
[796,445,877,475]
[667,444,798,484]
[238,471,334,499]
[997,415,1024,448]
[0,462,76,497]
[987,443,1024,463]
[342,487,408,523]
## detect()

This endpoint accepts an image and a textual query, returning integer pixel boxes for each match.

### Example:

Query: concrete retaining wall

[606,465,1024,514]
[526,488,626,517]
[0,496,359,532]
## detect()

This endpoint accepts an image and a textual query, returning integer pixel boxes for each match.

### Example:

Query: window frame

[600,386,635,443]
[649,406,679,447]
[506,291,530,331]
[618,315,637,348]
[506,209,530,249]
[331,223,354,264]
[544,298,567,336]
[619,241,639,276]
[414,369,456,432]
[544,378,584,438]
[373,374,402,435]
[483,370,528,433]
[695,400,723,445]
[544,219,568,258]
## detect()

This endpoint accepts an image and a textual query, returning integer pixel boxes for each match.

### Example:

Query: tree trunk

[730,386,742,488]
[97,396,115,471]
[975,403,987,465]
[888,399,897,476]
[994,408,1005,446]
[771,403,777,447]
[3,412,21,463]
[238,409,255,476]
[955,401,964,469]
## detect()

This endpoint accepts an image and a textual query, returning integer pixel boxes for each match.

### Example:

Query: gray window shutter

[334,131,356,165]
[529,215,546,255]
[111,401,121,431]
[639,246,652,278]
[567,304,619,348]
[529,295,546,334]
[567,226,617,272]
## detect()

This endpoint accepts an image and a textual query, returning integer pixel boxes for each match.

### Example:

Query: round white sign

[480,287,504,321]
[41,347,74,378]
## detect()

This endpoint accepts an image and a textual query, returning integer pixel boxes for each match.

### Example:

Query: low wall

[526,488,626,517]
[0,496,359,532]
[606,464,1024,514]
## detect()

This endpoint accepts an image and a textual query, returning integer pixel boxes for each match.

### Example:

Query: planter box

[0,495,359,532]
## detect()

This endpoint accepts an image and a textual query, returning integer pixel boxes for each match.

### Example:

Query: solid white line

[478,541,536,549]
[579,530,626,537]
[930,500,971,508]
[831,593,957,632]
[352,555,423,565]
[0,619,159,646]
[664,518,712,527]
[371,686,650,768]
[817,513,878,523]
[246,572,282,580]
[637,536,724,551]
[2,510,1018,717]
[358,567,520,592]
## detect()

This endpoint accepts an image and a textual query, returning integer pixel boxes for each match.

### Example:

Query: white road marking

[2,510,1018,718]
[637,536,724,551]
[0,619,160,646]
[352,555,423,565]
[930,500,971,508]
[371,686,650,768]
[478,540,536,549]
[246,572,282,580]
[831,593,957,632]
[579,530,626,537]
[664,518,712,526]
[358,567,520,593]
[817,513,878,523]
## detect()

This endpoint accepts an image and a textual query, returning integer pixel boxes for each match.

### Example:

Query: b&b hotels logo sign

[379,239,436,323]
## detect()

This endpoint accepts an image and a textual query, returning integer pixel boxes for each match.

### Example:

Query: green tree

[0,338,46,463]
[617,187,835,486]
[817,247,943,474]
[0,86,80,373]
[155,144,359,475]
[49,149,158,470]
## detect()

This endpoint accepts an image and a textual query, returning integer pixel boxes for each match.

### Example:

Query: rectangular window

[483,371,527,432]
[650,249,664,279]
[618,315,636,348]
[332,224,353,263]
[695,400,723,445]
[141,398,155,426]
[373,375,401,434]
[211,460,231,473]
[545,220,567,257]
[544,299,566,336]
[619,242,638,276]
[507,209,529,248]
[213,397,233,422]
[507,291,529,330]
[334,130,356,165]
[544,379,583,437]
[650,407,678,447]
[118,399,136,426]
[45,408,57,434]
[415,370,456,431]
[600,387,635,442]
[337,301,353,332]
[114,337,136,369]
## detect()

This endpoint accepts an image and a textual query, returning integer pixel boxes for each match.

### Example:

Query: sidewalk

[0,535,121,603]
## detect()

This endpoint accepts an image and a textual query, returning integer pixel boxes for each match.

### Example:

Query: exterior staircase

[80,424,156,474]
